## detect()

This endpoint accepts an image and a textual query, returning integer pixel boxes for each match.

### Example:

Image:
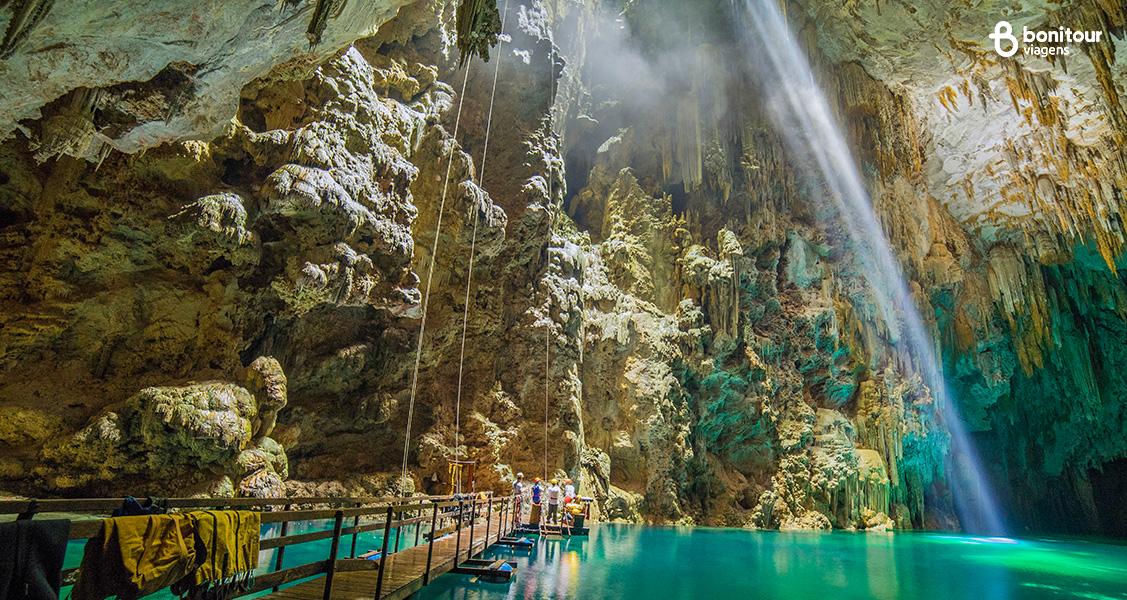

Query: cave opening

[219,156,257,187]
[666,181,688,216]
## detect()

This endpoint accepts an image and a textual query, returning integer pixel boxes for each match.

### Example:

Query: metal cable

[452,0,511,488]
[401,64,473,487]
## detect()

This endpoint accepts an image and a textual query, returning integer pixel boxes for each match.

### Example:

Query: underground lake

[417,525,1127,599]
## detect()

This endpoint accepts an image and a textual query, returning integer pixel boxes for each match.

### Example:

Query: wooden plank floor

[263,517,513,600]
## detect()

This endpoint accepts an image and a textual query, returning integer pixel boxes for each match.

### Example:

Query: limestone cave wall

[1,0,1125,536]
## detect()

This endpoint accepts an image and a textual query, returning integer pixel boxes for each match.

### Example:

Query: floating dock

[515,524,591,536]
[495,535,536,549]
[452,558,518,581]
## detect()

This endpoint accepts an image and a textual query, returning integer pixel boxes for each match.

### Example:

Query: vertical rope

[453,0,511,471]
[544,318,550,479]
[543,28,556,481]
[401,64,473,487]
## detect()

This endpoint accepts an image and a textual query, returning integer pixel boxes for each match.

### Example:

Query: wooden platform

[264,517,508,600]
[515,524,590,536]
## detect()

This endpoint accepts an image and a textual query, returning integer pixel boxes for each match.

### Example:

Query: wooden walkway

[264,516,510,600]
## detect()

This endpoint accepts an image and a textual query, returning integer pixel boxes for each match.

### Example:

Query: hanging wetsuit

[72,514,200,600]
[0,519,71,600]
[173,510,260,600]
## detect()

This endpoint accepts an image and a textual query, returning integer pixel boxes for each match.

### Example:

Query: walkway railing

[0,492,516,599]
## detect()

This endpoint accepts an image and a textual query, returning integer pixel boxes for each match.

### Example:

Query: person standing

[563,478,575,504]
[530,477,543,523]
[546,479,562,524]
[531,478,542,505]
[512,472,525,526]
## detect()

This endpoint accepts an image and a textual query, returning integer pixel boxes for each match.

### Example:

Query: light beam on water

[738,0,1005,534]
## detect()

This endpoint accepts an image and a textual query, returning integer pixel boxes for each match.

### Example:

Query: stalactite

[986,246,1052,373]
[306,0,348,48]
[984,54,1127,272]
[0,0,54,58]
[1047,0,1127,139]
[454,0,502,64]
[31,87,102,163]
[849,370,942,529]
[832,62,926,184]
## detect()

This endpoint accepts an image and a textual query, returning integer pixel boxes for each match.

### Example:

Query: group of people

[510,472,577,525]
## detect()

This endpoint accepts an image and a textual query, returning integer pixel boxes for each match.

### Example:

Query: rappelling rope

[452,0,511,487]
[542,27,558,482]
[400,63,473,487]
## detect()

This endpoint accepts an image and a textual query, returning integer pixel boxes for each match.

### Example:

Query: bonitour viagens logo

[989,20,1103,57]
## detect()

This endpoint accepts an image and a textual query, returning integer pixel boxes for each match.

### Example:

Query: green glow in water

[414,525,1127,599]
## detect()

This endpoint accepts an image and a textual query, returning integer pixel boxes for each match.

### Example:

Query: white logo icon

[990,21,1019,57]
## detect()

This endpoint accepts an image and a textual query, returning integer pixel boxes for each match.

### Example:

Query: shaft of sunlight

[739,0,1005,534]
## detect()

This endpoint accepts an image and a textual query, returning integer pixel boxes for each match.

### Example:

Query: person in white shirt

[512,472,525,526]
[545,479,562,524]
[563,478,575,502]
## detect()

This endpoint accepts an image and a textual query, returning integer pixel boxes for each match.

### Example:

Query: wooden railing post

[414,506,422,547]
[272,503,293,593]
[484,497,492,550]
[374,505,394,599]
[454,501,464,564]
[500,498,507,538]
[467,500,477,560]
[423,502,438,585]
[393,507,402,553]
[322,509,344,600]
[349,502,361,558]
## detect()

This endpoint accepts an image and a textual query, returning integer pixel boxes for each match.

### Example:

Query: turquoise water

[63,522,1127,599]
[416,525,1127,600]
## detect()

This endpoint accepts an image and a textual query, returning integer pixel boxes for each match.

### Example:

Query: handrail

[19,492,511,599]
[0,493,482,516]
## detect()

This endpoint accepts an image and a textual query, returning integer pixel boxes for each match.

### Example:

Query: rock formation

[1,0,1125,536]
